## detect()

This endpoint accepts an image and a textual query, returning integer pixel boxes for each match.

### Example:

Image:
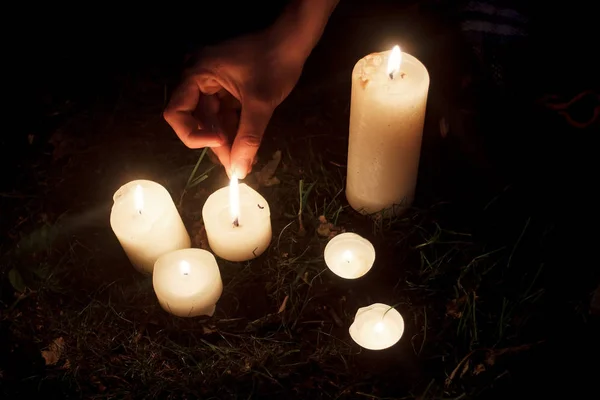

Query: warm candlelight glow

[134,184,144,214]
[180,260,191,276]
[349,303,405,350]
[386,45,402,79]
[229,174,240,226]
[343,250,353,262]
[324,233,375,279]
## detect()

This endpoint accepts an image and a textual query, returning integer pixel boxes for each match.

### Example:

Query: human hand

[164,29,304,179]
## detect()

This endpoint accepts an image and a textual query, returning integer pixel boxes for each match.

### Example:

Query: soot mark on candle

[257,204,264,209]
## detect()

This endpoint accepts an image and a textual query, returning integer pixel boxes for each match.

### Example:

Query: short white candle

[324,232,375,279]
[349,303,405,350]
[153,248,223,317]
[202,175,272,262]
[346,45,430,215]
[110,179,191,274]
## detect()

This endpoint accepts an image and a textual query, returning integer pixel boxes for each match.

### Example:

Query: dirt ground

[2,1,599,399]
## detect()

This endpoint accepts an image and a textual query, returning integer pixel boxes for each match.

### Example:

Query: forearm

[270,0,340,62]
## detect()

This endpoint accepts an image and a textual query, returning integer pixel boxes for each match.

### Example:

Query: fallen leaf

[278,295,289,313]
[254,150,282,187]
[473,363,486,375]
[446,295,468,319]
[202,326,217,334]
[191,224,210,250]
[317,216,331,237]
[41,337,65,366]
[460,360,470,378]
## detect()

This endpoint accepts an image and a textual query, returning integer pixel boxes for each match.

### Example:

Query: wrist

[268,0,340,63]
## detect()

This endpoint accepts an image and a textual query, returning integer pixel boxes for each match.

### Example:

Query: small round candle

[110,179,191,274]
[349,303,405,350]
[153,248,223,317]
[202,176,272,262]
[324,232,375,279]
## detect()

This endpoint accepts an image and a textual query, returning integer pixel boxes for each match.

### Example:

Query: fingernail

[233,158,252,179]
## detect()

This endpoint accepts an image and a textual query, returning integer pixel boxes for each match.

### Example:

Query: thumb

[230,102,273,179]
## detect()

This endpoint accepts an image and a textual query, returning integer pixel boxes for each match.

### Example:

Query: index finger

[163,78,226,148]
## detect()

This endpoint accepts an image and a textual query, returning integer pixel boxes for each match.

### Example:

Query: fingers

[163,78,227,149]
[230,102,273,179]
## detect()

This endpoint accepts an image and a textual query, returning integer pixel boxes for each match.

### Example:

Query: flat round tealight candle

[202,179,272,262]
[110,179,191,274]
[153,248,223,317]
[349,303,405,350]
[324,232,375,279]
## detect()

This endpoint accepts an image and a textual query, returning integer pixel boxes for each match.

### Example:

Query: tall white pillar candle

[153,248,223,317]
[202,176,272,262]
[346,45,430,216]
[324,232,375,279]
[110,179,191,274]
[349,303,405,350]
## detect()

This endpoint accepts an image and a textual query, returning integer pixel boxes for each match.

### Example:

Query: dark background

[3,0,599,397]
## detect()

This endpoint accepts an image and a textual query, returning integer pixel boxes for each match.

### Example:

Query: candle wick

[138,209,142,215]
[389,72,394,80]
[233,217,239,227]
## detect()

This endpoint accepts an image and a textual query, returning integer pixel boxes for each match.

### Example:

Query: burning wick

[134,184,144,215]
[180,260,191,276]
[387,45,402,80]
[230,172,240,227]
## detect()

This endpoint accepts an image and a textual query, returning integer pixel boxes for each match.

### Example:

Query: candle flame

[343,250,353,262]
[134,185,144,214]
[229,173,240,226]
[374,321,385,333]
[180,260,191,275]
[387,45,402,79]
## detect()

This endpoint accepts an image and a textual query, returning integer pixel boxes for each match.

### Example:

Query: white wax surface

[349,303,405,350]
[346,49,430,216]
[202,183,272,262]
[110,179,191,274]
[153,248,223,317]
[324,232,375,279]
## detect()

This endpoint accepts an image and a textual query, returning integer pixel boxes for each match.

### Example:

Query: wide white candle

[110,179,191,274]
[202,176,272,262]
[346,45,430,216]
[324,232,375,279]
[153,248,222,317]
[349,303,405,350]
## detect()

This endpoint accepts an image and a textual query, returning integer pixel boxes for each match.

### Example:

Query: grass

[1,67,598,400]
[1,136,578,400]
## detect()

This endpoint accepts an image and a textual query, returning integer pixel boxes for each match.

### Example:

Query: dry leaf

[202,326,217,334]
[254,150,282,187]
[460,360,470,378]
[278,295,289,313]
[317,216,331,237]
[446,295,468,319]
[473,363,486,375]
[192,224,210,250]
[41,337,65,366]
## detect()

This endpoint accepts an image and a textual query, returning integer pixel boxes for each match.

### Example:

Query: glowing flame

[374,321,385,333]
[134,185,144,213]
[343,250,353,263]
[229,173,240,225]
[180,260,191,276]
[386,45,402,79]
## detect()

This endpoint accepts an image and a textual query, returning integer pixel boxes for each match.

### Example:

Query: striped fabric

[459,0,529,89]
